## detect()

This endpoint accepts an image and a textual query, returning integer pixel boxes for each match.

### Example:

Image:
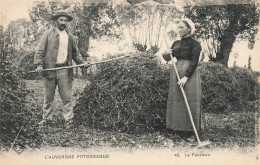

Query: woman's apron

[166,60,202,132]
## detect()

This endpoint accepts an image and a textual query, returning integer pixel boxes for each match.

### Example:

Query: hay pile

[74,52,169,133]
[74,53,259,133]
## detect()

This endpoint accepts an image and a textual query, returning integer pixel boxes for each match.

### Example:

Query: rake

[169,54,210,148]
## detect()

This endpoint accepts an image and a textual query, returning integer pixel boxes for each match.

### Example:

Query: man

[34,10,88,128]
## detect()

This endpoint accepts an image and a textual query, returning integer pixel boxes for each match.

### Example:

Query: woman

[163,18,202,134]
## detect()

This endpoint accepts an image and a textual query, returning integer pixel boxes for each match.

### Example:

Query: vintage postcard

[0,0,259,164]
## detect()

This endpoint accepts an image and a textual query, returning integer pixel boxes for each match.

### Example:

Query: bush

[18,51,39,80]
[0,32,41,151]
[0,64,41,151]
[74,54,259,133]
[133,43,147,52]
[200,62,259,113]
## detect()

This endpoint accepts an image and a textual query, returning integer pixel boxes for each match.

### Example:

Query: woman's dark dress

[166,36,202,132]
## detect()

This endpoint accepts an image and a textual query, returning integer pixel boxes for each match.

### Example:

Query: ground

[25,78,258,151]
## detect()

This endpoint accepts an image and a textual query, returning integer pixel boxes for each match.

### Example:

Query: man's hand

[35,65,43,73]
[178,76,188,87]
[81,61,91,69]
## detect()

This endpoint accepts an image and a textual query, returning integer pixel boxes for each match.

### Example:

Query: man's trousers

[42,69,74,121]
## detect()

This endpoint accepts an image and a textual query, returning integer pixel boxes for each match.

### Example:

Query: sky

[0,0,259,71]
[0,0,34,28]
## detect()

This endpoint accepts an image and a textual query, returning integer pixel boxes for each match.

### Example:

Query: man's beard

[59,25,66,30]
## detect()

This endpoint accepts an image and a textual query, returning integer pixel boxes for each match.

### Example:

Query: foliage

[200,62,259,113]
[4,1,120,76]
[115,2,182,52]
[185,3,259,66]
[20,77,258,150]
[0,27,41,151]
[127,0,174,5]
[201,112,257,147]
[74,52,259,133]
[18,51,39,80]
[132,43,147,52]
[248,55,252,70]
[4,18,45,79]
[5,19,40,50]
[29,1,120,58]
[39,112,257,148]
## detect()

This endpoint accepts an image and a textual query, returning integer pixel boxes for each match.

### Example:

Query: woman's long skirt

[166,60,202,132]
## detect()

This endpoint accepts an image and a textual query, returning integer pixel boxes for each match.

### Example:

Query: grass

[24,78,258,151]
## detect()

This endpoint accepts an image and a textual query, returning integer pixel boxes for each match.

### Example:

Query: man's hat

[52,10,73,22]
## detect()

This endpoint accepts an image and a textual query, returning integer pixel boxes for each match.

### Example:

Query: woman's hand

[162,49,172,62]
[178,76,188,87]
[162,53,171,62]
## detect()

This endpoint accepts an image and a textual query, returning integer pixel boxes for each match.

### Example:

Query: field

[25,78,258,151]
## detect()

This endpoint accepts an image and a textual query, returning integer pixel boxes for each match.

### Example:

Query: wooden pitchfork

[28,54,133,73]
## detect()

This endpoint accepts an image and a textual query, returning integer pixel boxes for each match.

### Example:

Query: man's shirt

[56,28,69,64]
[34,27,84,78]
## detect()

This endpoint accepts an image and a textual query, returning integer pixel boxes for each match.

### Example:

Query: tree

[29,1,119,59]
[4,18,43,79]
[233,53,239,67]
[5,19,40,51]
[71,2,119,58]
[116,1,182,53]
[185,3,259,67]
[248,54,252,70]
[26,1,120,75]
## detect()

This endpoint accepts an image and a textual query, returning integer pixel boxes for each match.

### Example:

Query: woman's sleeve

[184,40,201,78]
[162,42,175,61]
[170,42,176,57]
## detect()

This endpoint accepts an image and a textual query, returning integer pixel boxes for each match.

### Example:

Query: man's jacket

[34,27,84,79]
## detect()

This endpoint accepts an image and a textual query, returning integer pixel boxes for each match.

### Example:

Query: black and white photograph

[0,0,259,164]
